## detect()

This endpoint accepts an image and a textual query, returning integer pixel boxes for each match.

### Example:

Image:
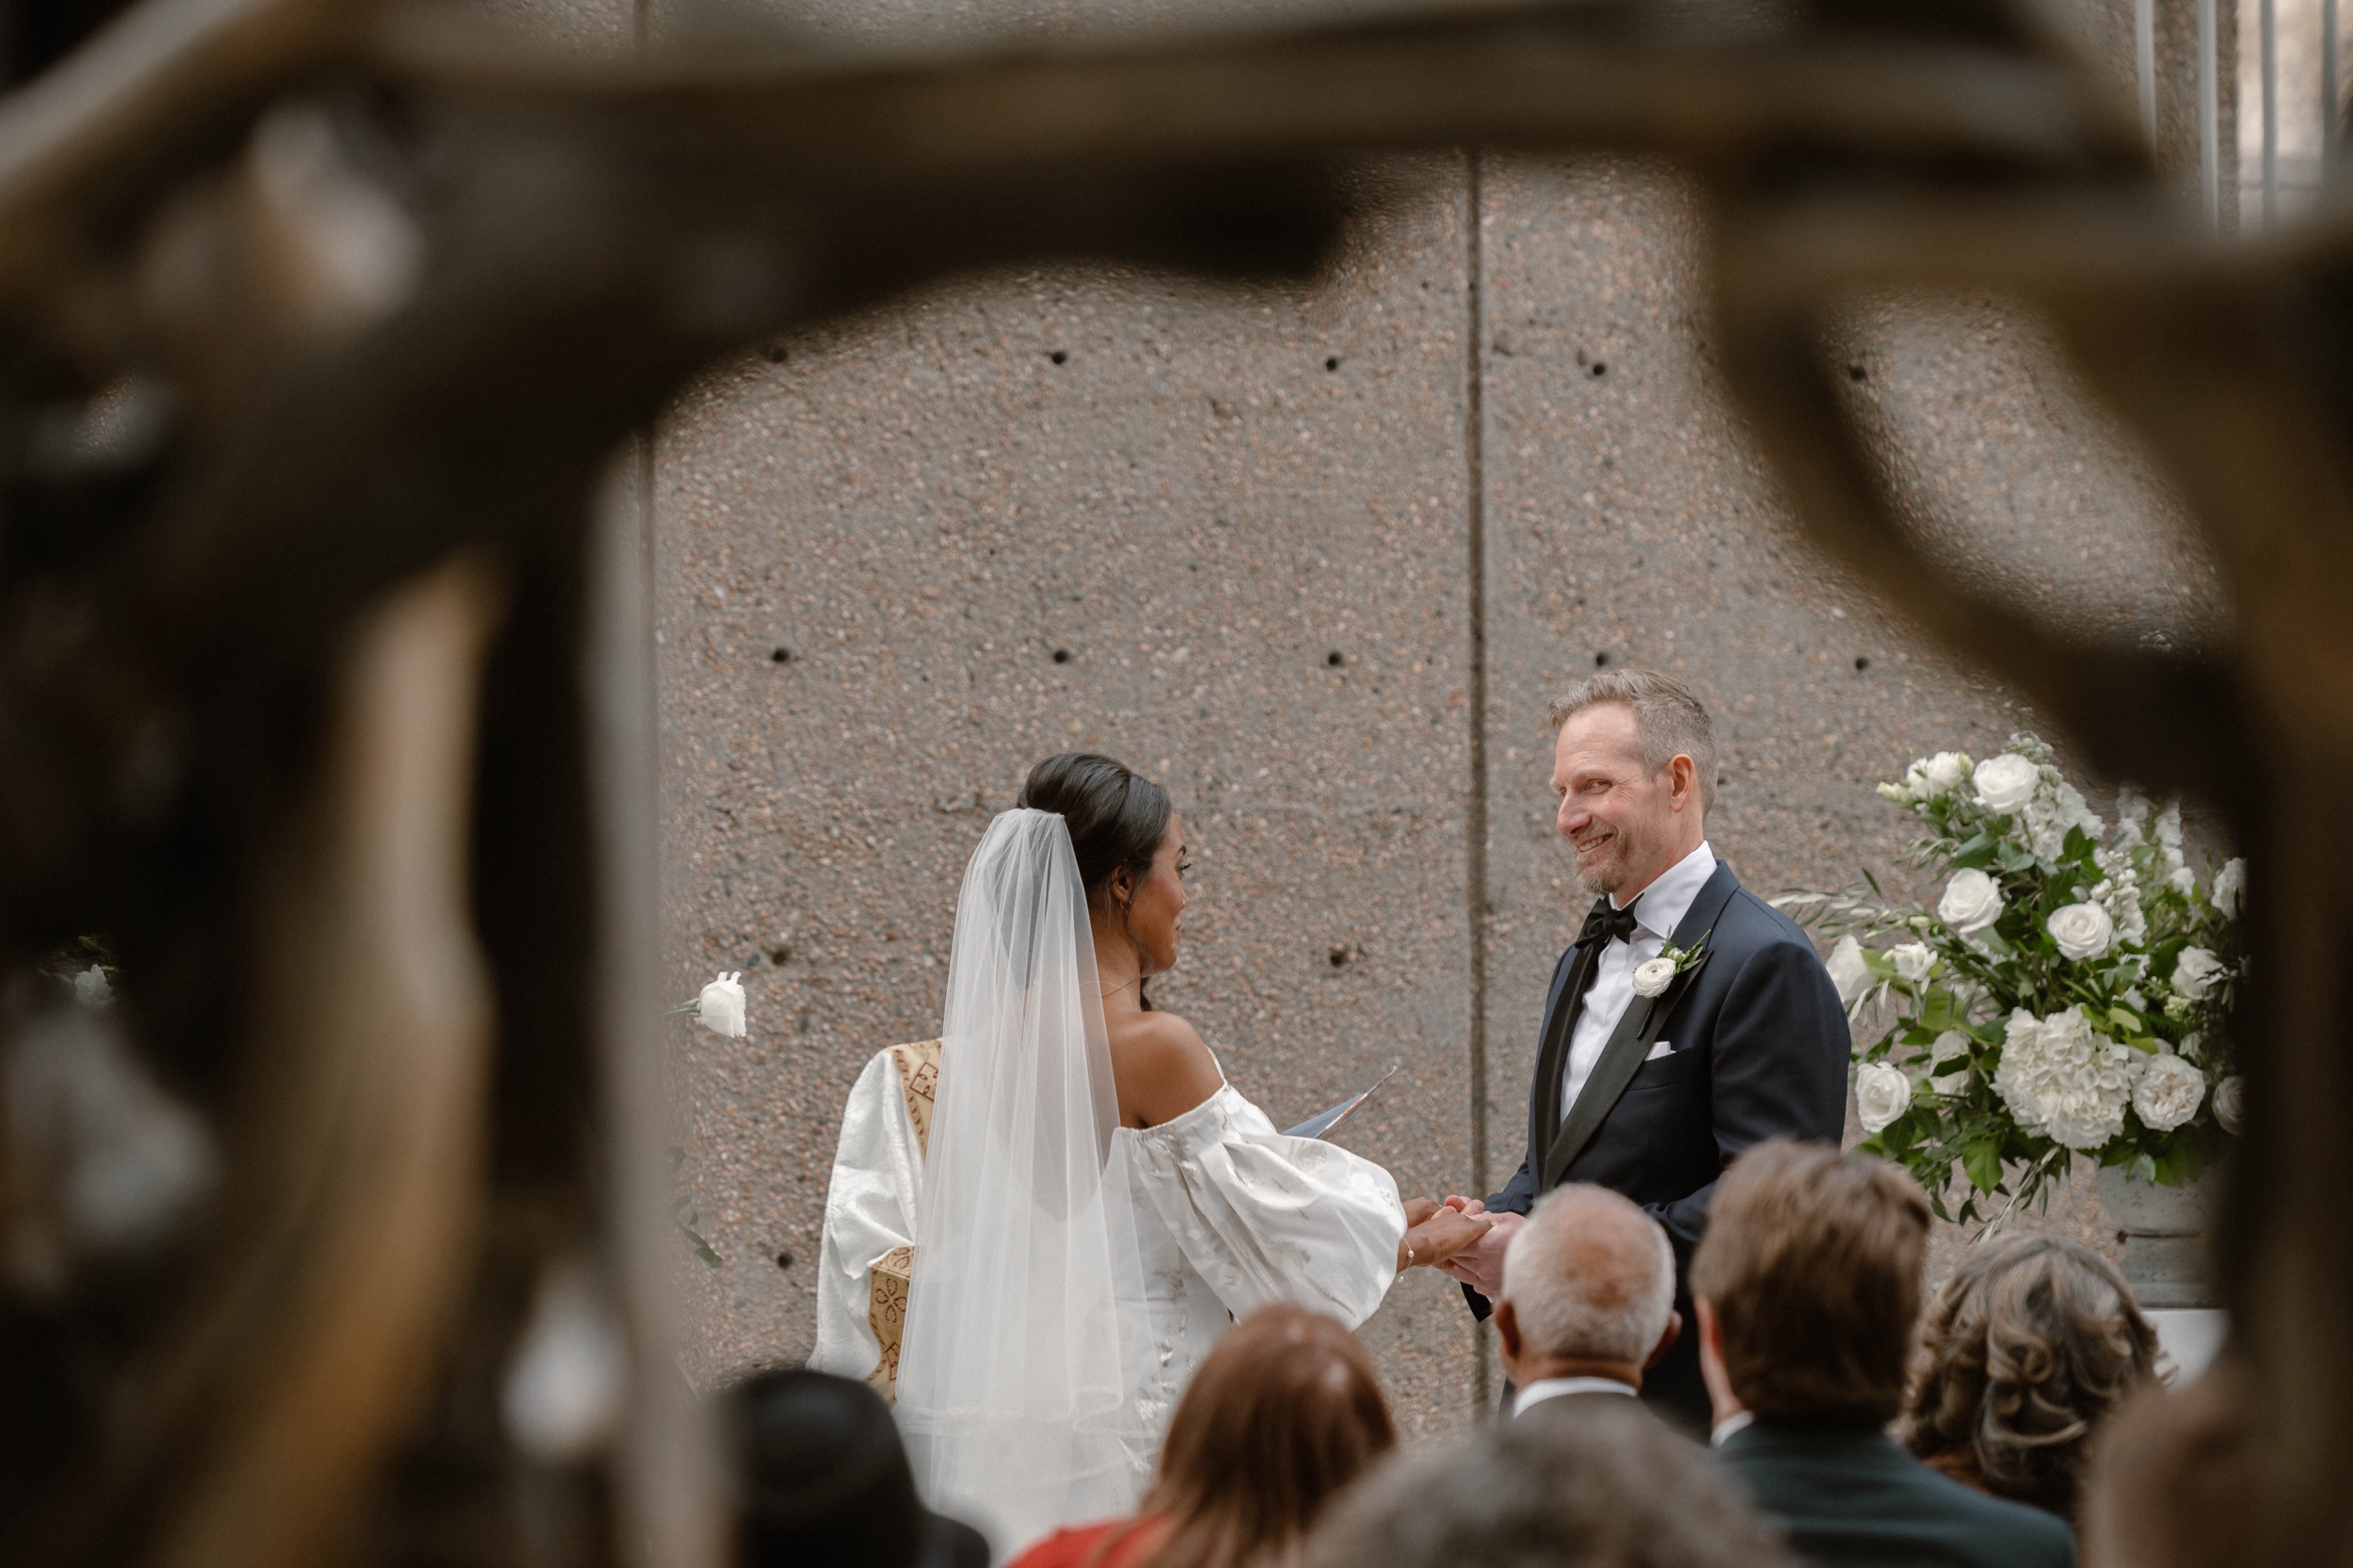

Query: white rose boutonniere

[1855,1062,1913,1134]
[2046,902,2115,962]
[1972,753,2040,813]
[671,971,748,1037]
[2212,1075,2246,1136]
[1936,868,2003,934]
[2171,945,2226,1001]
[1632,933,1711,1000]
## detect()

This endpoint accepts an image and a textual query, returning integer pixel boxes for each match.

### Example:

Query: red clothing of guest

[1003,1515,1171,1568]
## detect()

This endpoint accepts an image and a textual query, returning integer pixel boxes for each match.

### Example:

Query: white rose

[2171,946,2226,1001]
[696,971,747,1038]
[1924,751,1973,792]
[1937,869,2004,935]
[1632,956,1678,999]
[1993,1005,2141,1150]
[1827,936,1873,1009]
[1890,942,1936,984]
[2046,902,2115,962]
[74,965,114,1008]
[2132,1053,2207,1132]
[2212,1075,2246,1136]
[2212,857,2246,918]
[1855,1062,1913,1134]
[1972,753,2040,813]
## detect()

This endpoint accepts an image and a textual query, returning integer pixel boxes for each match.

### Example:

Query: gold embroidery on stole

[867,1039,940,1400]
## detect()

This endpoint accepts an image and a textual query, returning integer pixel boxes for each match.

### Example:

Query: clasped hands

[1392,1194,1525,1295]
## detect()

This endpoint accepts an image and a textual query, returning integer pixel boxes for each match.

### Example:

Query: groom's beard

[1574,818,1665,899]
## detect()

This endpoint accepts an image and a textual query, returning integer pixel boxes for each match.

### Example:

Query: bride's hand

[1402,1196,1444,1227]
[1397,1207,1493,1272]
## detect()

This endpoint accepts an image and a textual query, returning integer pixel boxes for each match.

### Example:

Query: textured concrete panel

[654,164,1487,1436]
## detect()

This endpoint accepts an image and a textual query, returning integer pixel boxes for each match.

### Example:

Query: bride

[810,754,1488,1549]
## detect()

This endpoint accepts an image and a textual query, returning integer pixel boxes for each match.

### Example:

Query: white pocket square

[1643,1041,1675,1063]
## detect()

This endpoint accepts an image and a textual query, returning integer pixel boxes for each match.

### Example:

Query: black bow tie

[1577,897,1641,949]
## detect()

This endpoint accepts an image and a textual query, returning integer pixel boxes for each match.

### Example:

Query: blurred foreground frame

[0,0,2326,1561]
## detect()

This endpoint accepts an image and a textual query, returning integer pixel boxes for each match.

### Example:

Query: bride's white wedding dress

[808,810,1404,1552]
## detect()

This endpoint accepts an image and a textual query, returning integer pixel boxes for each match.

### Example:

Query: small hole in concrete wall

[1847,364,1867,382]
[1326,650,1344,666]
[766,344,787,364]
[1594,651,1611,667]
[771,648,792,664]
[1589,361,1608,377]
[768,944,791,965]
[775,1250,794,1271]
[1854,656,1871,671]
[1049,350,1068,365]
[1325,356,1340,372]
[1052,648,1071,664]
[1329,947,1350,968]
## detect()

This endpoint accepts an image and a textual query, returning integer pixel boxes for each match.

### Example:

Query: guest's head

[1689,1139,1931,1426]
[1019,753,1185,977]
[1496,1184,1681,1391]
[1305,1395,1790,1568]
[731,1368,987,1568]
[1905,1233,2161,1519]
[1138,1304,1394,1568]
[1546,669,1716,897]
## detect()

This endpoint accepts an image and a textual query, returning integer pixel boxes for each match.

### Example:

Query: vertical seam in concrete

[1464,146,1492,1416]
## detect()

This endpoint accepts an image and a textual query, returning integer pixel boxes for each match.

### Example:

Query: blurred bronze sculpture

[0,0,2323,1563]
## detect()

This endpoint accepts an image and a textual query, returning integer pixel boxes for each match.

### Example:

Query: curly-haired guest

[1904,1234,2161,1524]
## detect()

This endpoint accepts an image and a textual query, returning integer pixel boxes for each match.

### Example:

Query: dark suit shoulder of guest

[1715,1420,2074,1568]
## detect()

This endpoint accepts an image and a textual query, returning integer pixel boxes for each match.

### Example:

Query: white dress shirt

[1561,840,1718,1119]
[1513,1375,1640,1416]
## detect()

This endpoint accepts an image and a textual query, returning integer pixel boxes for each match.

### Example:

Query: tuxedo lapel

[1531,940,1601,1177]
[1540,863,1741,1190]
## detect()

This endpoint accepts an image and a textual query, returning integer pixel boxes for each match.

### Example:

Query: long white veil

[895,808,1153,1549]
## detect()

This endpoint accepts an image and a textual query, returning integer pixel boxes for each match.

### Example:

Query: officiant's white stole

[867,1037,938,1400]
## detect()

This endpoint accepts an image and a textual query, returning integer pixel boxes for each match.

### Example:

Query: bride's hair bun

[1018,753,1171,903]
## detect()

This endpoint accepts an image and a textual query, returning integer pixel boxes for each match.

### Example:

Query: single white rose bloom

[2046,902,2115,962]
[2133,1053,2207,1132]
[2212,1075,2246,1136]
[1890,942,1936,984]
[1937,869,2004,935]
[696,971,747,1038]
[2171,946,2226,1001]
[1924,751,1973,792]
[1993,1006,2140,1150]
[1972,753,2040,813]
[1631,956,1678,999]
[2212,857,2246,918]
[1855,1062,1913,1134]
[1827,935,1873,1009]
[74,965,114,1008]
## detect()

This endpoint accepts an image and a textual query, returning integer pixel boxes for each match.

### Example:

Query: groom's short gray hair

[1546,668,1718,812]
[1502,1185,1677,1366]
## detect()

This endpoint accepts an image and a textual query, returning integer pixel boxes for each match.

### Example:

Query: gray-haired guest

[1495,1184,1685,1419]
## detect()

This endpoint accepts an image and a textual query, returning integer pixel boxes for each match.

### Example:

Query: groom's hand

[1437,1208,1524,1297]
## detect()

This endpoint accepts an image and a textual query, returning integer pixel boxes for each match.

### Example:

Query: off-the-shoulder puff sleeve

[1118,1084,1405,1330]
[809,1048,925,1384]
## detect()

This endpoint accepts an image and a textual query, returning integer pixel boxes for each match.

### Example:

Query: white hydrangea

[2154,802,2185,874]
[2133,1053,2207,1132]
[1993,1006,2143,1151]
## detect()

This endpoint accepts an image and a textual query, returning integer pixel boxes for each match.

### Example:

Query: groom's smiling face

[1552,702,1699,901]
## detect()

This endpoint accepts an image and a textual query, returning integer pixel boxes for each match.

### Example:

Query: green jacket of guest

[1715,1417,2073,1568]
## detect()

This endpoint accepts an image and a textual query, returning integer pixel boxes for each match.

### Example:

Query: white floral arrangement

[1781,734,2244,1226]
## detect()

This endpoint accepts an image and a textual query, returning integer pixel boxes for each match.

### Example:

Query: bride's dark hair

[1018,753,1172,1008]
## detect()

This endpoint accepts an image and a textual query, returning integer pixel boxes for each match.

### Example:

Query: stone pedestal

[2095,1164,2217,1310]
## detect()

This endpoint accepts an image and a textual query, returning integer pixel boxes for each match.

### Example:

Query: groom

[1445,670,1848,1430]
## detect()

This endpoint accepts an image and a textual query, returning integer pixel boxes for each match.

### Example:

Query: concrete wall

[630,9,2230,1438]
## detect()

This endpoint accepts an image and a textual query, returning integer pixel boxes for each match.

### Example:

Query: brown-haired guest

[1691,1140,2077,1568]
[1006,1304,1395,1568]
[1905,1234,2161,1524]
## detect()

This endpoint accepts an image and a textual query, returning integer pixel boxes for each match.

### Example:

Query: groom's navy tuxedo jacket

[1472,857,1848,1428]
